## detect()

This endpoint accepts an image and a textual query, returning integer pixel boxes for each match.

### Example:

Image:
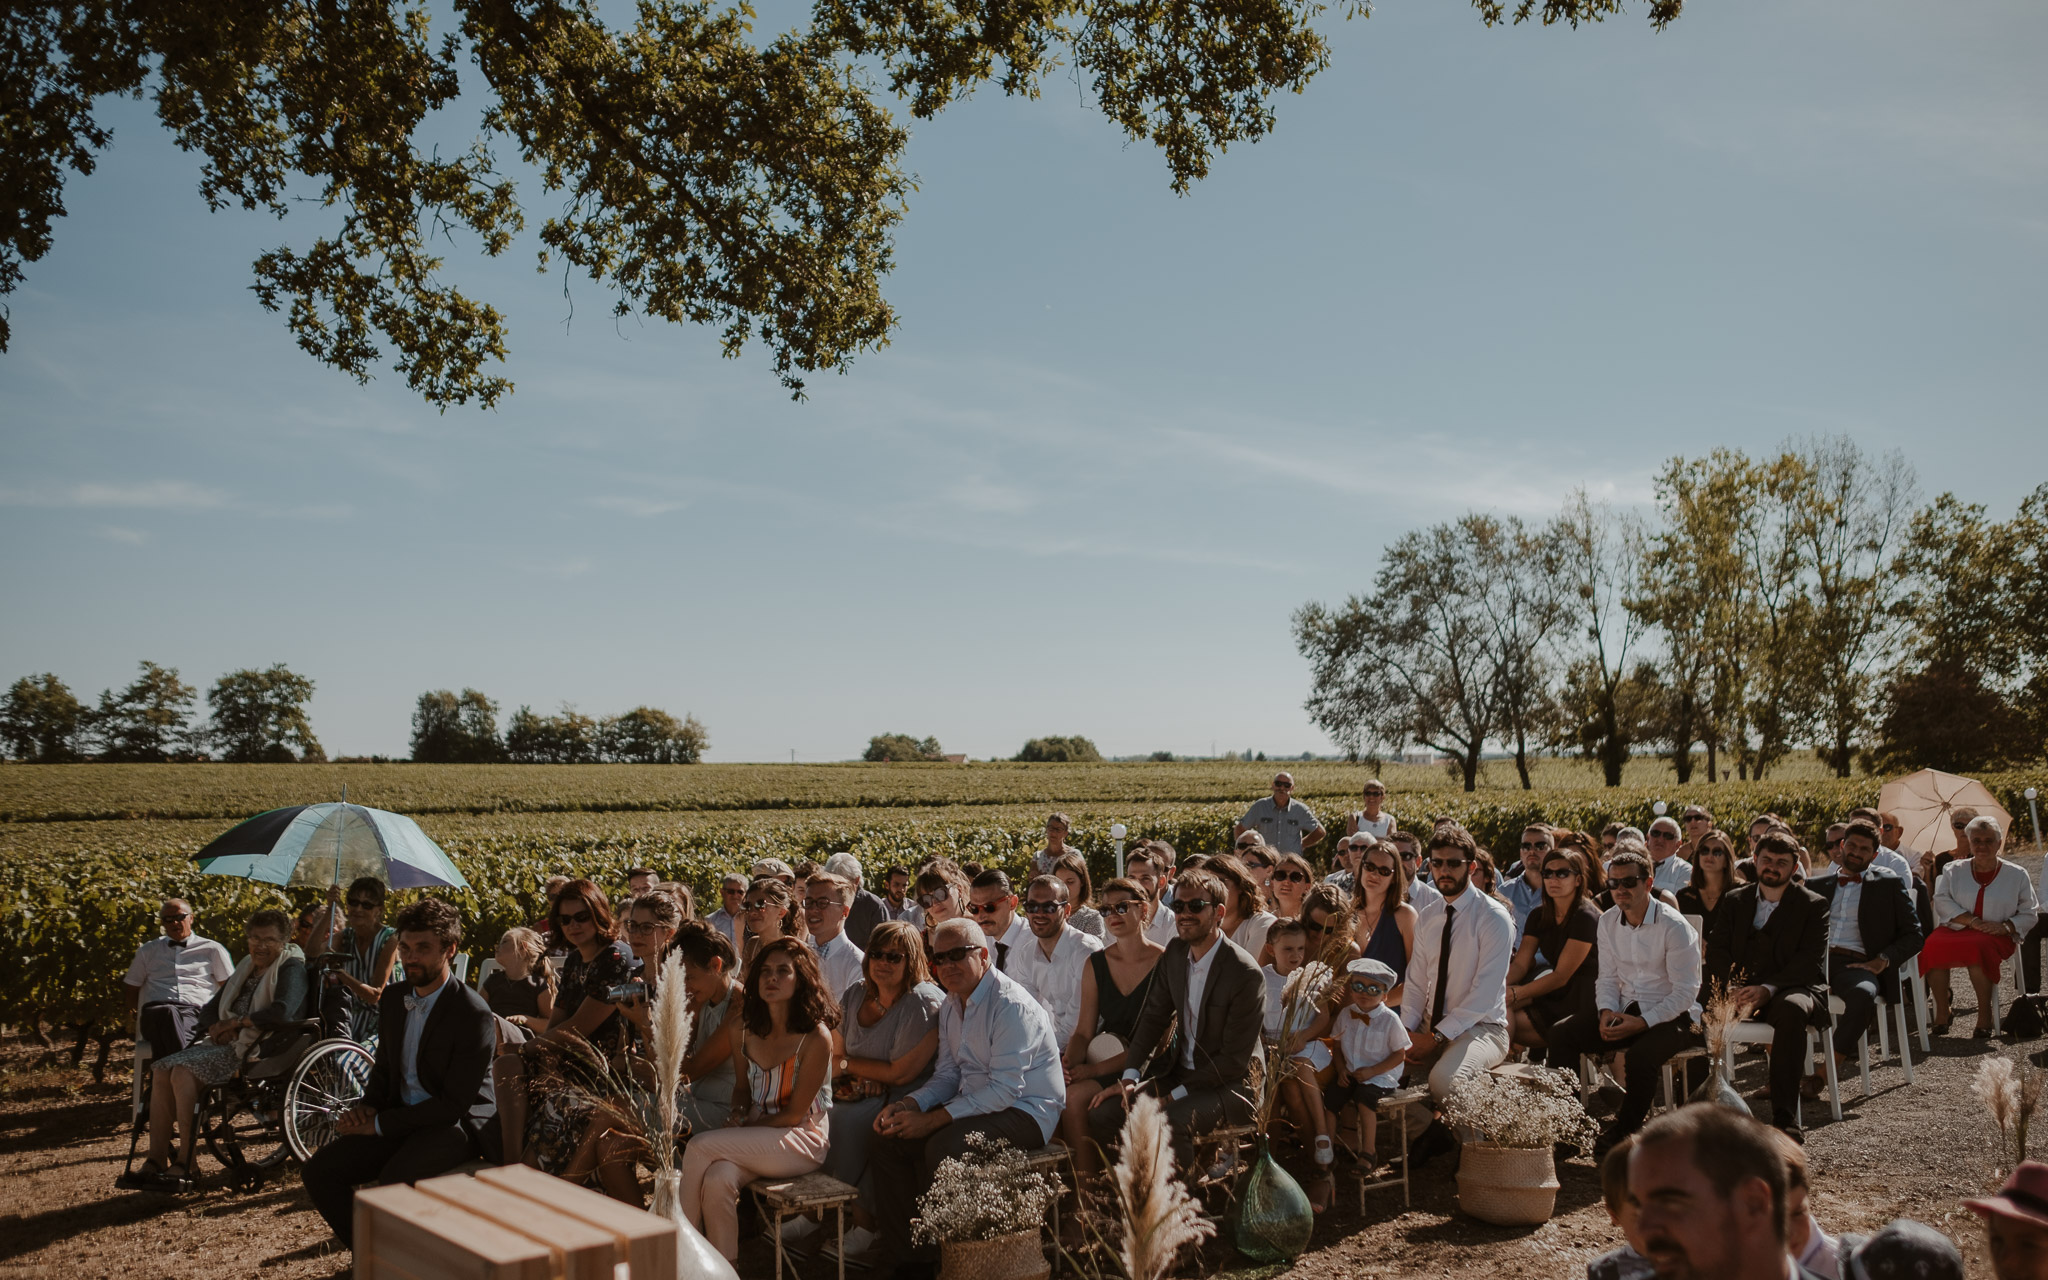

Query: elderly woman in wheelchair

[120,907,309,1191]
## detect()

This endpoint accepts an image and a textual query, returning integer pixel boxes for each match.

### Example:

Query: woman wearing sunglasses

[741,878,799,968]
[1235,836,1275,891]
[1349,841,1414,1006]
[1058,878,1165,1175]
[1676,832,1738,953]
[1265,852,1316,923]
[912,863,970,936]
[806,922,944,1261]
[1504,849,1599,1063]
[1051,853,1105,940]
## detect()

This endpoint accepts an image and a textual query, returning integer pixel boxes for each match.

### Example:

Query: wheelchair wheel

[283,1037,374,1164]
[203,1082,293,1188]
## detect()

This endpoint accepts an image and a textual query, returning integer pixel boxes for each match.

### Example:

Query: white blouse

[1933,858,2040,939]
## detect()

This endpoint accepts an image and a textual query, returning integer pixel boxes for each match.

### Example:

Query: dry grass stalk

[1113,1093,1215,1280]
[1976,1056,2020,1167]
[2019,1062,2046,1163]
[648,951,694,1172]
[1699,980,1743,1061]
[1252,908,1353,1129]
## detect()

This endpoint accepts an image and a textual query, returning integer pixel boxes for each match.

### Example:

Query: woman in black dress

[1505,849,1600,1064]
[1674,829,1738,952]
[1058,878,1165,1174]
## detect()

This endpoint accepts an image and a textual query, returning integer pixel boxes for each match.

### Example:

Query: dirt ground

[3,966,2039,1279]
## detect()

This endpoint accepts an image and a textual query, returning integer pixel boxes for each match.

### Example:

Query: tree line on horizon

[1294,436,2048,791]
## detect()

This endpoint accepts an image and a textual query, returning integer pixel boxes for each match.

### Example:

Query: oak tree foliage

[3,0,1678,404]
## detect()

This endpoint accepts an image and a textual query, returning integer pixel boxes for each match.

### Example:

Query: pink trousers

[678,1117,829,1260]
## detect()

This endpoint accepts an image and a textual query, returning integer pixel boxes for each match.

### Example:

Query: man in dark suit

[1808,818,1924,1090]
[1088,868,1264,1169]
[1704,833,1829,1138]
[302,897,499,1249]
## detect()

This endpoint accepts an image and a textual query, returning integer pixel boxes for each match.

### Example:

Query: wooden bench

[747,1172,862,1280]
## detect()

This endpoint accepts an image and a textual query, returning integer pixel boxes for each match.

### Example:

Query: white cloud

[0,479,228,510]
[98,525,150,545]
[592,494,686,517]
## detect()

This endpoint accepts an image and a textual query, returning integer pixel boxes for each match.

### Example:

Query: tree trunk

[1670,689,1696,784]
[1461,744,1482,792]
[1705,735,1718,785]
[1831,734,1853,778]
[68,1023,89,1066]
[1601,697,1626,786]
[91,1031,117,1085]
[1514,727,1533,790]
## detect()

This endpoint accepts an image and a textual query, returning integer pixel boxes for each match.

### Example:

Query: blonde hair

[499,925,555,988]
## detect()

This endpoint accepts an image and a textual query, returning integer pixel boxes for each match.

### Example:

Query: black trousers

[301,1124,482,1248]
[869,1107,1045,1275]
[2022,918,2048,995]
[1827,962,1884,1057]
[1753,990,1823,1128]
[137,1001,202,1060]
[1550,1008,1701,1136]
[1085,1079,1255,1171]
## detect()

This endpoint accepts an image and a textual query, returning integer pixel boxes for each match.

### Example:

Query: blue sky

[3,0,2044,761]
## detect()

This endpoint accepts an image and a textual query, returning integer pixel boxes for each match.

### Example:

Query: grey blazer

[1122,934,1265,1096]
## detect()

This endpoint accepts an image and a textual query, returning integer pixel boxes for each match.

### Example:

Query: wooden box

[354,1165,678,1280]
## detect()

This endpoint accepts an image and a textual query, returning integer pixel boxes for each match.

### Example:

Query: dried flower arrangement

[911,1132,1063,1247]
[1698,979,1743,1062]
[1440,1066,1601,1154]
[1108,1093,1215,1280]
[1976,1055,2047,1173]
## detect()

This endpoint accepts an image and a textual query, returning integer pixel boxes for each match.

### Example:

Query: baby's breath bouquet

[911,1133,1062,1246]
[1440,1065,1600,1154]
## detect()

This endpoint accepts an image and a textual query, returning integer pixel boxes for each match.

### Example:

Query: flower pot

[649,1169,741,1280]
[1456,1142,1560,1226]
[1235,1138,1315,1262]
[939,1228,1049,1280]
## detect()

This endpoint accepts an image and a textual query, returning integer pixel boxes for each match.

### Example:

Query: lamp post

[2028,788,2043,853]
[1111,823,1128,878]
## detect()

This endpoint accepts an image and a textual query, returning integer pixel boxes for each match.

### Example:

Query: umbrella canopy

[1877,769,2015,857]
[195,803,468,890]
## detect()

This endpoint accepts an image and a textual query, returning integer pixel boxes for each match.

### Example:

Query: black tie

[1430,904,1456,1029]
[166,938,188,949]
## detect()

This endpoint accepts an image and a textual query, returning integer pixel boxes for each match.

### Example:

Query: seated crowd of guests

[112,777,2045,1279]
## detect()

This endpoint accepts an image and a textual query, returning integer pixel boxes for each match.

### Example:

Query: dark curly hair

[741,936,840,1035]
[393,897,463,949]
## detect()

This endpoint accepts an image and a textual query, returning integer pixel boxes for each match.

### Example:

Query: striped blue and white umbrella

[194,802,468,890]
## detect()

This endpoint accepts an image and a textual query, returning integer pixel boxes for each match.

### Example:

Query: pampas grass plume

[1976,1056,2020,1165]
[1114,1093,1213,1280]
[651,951,693,1144]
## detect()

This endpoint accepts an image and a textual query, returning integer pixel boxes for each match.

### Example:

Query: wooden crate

[353,1166,677,1280]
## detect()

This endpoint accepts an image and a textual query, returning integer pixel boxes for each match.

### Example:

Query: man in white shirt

[1646,818,1694,896]
[1400,827,1515,1158]
[1015,875,1103,1044]
[123,899,234,1059]
[966,869,1030,966]
[804,873,866,1003]
[1234,772,1326,856]
[1550,849,1702,1154]
[1393,830,1443,913]
[822,852,890,950]
[1499,825,1552,933]
[1129,847,1180,947]
[704,874,748,955]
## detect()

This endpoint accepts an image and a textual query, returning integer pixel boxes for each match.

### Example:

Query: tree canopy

[4,0,1678,406]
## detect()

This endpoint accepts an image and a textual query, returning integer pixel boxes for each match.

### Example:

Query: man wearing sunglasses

[704,873,749,955]
[1704,833,1830,1141]
[966,869,1029,967]
[1322,834,1365,896]
[1399,827,1515,1161]
[1646,818,1694,897]
[1500,826,1554,933]
[1234,772,1326,857]
[1548,849,1702,1156]
[869,918,1064,1279]
[1393,830,1443,913]
[1015,875,1103,1044]
[124,898,234,1061]
[1088,869,1264,1171]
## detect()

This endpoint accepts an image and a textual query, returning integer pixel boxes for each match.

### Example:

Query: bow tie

[1839,872,1862,884]
[165,938,188,948]
[404,990,431,1012]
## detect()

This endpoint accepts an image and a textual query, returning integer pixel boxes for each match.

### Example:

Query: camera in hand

[604,979,647,1004]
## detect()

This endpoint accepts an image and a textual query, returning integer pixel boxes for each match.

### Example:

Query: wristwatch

[837,1055,850,1073]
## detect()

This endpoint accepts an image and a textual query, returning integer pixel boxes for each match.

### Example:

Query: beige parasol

[1878,768,2014,856]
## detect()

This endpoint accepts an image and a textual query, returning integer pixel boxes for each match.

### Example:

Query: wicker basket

[1456,1142,1560,1226]
[939,1228,1050,1280]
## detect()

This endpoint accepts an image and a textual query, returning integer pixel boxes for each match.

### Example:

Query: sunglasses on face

[1363,790,1385,797]
[1235,840,1261,850]
[1271,870,1309,884]
[1168,897,1215,915]
[916,890,949,908]
[558,910,593,925]
[1649,831,1676,841]
[1607,876,1644,890]
[929,945,981,966]
[1100,900,1139,917]
[1362,862,1396,878]
[1348,981,1386,995]
[160,912,190,922]
[1244,858,1271,871]
[1021,900,1063,915]
[1541,867,1578,880]
[1428,857,1467,869]
[742,901,769,913]
[965,901,1006,917]
[1303,919,1328,934]
[870,950,907,965]
[1518,842,1550,852]
[347,898,380,910]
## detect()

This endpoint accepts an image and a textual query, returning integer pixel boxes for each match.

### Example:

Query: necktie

[1429,904,1456,1029]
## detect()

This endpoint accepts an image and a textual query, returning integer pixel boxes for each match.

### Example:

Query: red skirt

[1919,925,2018,977]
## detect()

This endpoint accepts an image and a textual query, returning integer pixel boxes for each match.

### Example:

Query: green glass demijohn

[1234,1137,1315,1263]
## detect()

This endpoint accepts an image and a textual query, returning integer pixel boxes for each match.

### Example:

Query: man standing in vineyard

[1235,773,1326,857]
[880,865,919,924]
[124,899,233,1060]
[705,873,748,954]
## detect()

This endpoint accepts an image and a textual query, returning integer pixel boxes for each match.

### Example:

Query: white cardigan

[1933,858,2040,939]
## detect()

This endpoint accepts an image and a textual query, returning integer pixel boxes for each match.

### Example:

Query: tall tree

[599,707,708,763]
[0,673,85,762]
[1471,514,1565,789]
[1547,490,1653,786]
[504,704,599,763]
[3,2,1679,405]
[206,665,324,763]
[411,688,506,763]
[1787,436,1915,776]
[90,660,198,761]
[1728,453,1815,779]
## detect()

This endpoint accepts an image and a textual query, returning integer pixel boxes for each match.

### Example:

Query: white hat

[1345,958,1398,987]
[823,852,863,881]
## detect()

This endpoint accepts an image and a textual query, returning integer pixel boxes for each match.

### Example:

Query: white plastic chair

[1579,1049,1705,1118]
[129,1013,154,1125]
[1720,1016,1841,1124]
[451,953,471,983]
[477,957,502,987]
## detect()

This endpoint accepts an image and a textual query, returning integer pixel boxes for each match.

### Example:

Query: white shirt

[1231,912,1276,961]
[1594,900,1701,1028]
[1333,1003,1410,1087]
[996,913,1031,962]
[124,934,234,1006]
[1352,811,1396,841]
[1400,887,1514,1041]
[398,979,448,1106]
[1182,936,1223,1070]
[1146,899,1179,946]
[1262,965,1322,1042]
[1935,858,2041,937]
[1651,855,1694,896]
[706,908,744,956]
[1826,873,1867,956]
[1754,893,1783,931]
[1406,873,1444,913]
[1015,923,1103,1043]
[812,932,865,1006]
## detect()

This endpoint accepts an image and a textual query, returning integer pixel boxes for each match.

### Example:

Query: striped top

[746,1031,829,1123]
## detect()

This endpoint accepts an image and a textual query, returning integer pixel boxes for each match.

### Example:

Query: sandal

[116,1160,167,1191]
[145,1158,197,1193]
[1974,1026,1995,1040]
[1308,1171,1334,1215]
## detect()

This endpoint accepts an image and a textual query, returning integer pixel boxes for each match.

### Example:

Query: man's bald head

[931,918,987,953]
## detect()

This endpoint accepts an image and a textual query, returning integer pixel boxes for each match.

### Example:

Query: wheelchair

[129,1019,375,1192]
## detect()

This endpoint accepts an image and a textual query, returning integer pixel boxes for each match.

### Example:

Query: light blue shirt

[374,978,447,1135]
[910,965,1066,1144]
[1499,874,1546,934]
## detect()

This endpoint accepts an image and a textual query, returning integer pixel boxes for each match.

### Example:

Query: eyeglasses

[1607,876,1644,890]
[929,945,981,966]
[870,950,907,965]
[916,890,949,908]
[160,911,190,922]
[347,898,380,910]
[741,901,769,913]
[1243,858,1271,871]
[803,899,840,911]
[558,909,593,925]
[1271,870,1309,884]
[1541,867,1578,880]
[625,919,665,935]
[1100,901,1138,917]
[1427,857,1467,869]
[1347,981,1386,995]
[1649,830,1677,841]
[1361,862,1395,878]
[722,888,745,898]
[1303,919,1328,934]
[965,901,1006,917]
[1168,898,1214,915]
[1021,900,1064,915]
